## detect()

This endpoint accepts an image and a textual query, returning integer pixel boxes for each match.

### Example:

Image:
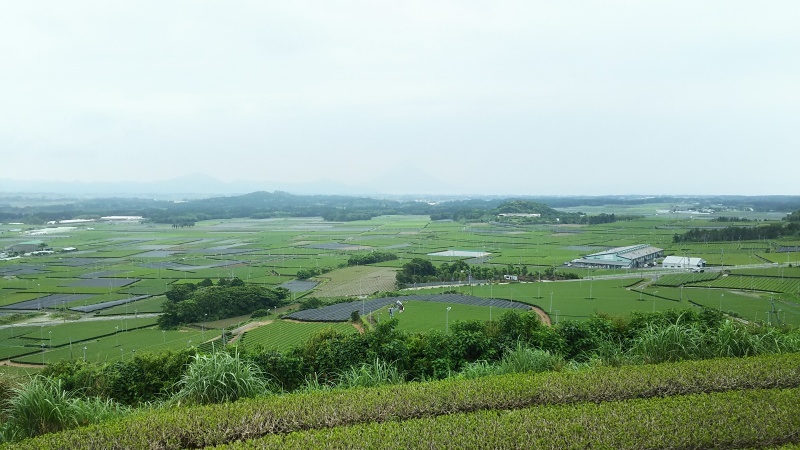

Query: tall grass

[497,343,564,374]
[298,373,335,393]
[337,358,404,389]
[457,344,565,379]
[626,318,800,365]
[457,360,500,379]
[590,336,627,367]
[171,352,272,405]
[628,322,703,364]
[0,376,127,442]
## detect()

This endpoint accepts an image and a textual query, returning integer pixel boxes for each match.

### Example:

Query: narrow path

[0,359,41,369]
[531,305,551,326]
[227,320,273,344]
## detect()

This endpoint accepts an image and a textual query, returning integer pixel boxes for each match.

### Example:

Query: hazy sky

[2,1,799,195]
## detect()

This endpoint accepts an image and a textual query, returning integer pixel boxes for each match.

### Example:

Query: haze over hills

[0,164,471,199]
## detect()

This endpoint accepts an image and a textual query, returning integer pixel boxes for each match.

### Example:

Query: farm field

[312,266,398,298]
[12,325,206,364]
[240,320,357,351]
[2,210,800,365]
[385,299,521,333]
[446,279,685,323]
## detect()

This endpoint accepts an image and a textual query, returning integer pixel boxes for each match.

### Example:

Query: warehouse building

[662,256,706,270]
[570,244,663,269]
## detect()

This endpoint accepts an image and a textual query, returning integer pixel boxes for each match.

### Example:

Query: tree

[397,258,437,285]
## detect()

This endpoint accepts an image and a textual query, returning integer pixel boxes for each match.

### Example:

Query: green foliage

[295,267,331,280]
[456,360,500,379]
[159,283,289,328]
[396,258,437,285]
[42,349,195,406]
[298,296,324,311]
[628,321,704,364]
[497,343,564,374]
[0,312,42,326]
[171,352,271,406]
[250,308,270,318]
[41,360,110,400]
[245,351,308,392]
[496,310,564,354]
[337,358,404,389]
[674,220,800,243]
[0,376,127,442]
[107,350,195,405]
[347,252,398,266]
[495,200,562,220]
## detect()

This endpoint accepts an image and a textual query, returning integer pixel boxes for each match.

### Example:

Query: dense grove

[158,279,289,329]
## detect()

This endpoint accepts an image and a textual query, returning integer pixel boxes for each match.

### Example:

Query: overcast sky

[2,1,798,196]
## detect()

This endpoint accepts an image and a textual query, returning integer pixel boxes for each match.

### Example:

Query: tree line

[396,258,579,286]
[9,192,791,226]
[673,211,800,243]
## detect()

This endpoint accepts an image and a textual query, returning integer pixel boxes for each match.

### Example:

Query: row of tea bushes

[220,387,800,449]
[9,352,800,449]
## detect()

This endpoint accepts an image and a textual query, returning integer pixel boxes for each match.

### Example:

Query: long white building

[570,244,663,269]
[662,256,706,270]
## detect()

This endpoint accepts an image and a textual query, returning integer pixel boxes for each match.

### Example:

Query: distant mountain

[359,163,464,195]
[0,175,372,199]
[0,166,463,199]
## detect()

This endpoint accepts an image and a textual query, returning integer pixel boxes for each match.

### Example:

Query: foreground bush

[336,359,404,389]
[628,320,800,364]
[457,344,564,379]
[42,349,195,406]
[0,377,127,442]
[171,352,271,406]
[11,353,800,449]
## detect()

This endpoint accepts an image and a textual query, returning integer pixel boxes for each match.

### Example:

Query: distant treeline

[2,192,799,226]
[348,252,398,266]
[674,210,800,243]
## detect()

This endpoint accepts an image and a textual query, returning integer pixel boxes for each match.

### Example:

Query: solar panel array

[1,293,94,310]
[70,295,152,313]
[285,293,530,322]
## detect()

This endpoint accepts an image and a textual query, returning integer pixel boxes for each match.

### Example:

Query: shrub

[171,352,272,405]
[628,322,703,364]
[250,309,270,318]
[457,360,500,379]
[497,343,564,374]
[1,376,127,442]
[337,358,404,389]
